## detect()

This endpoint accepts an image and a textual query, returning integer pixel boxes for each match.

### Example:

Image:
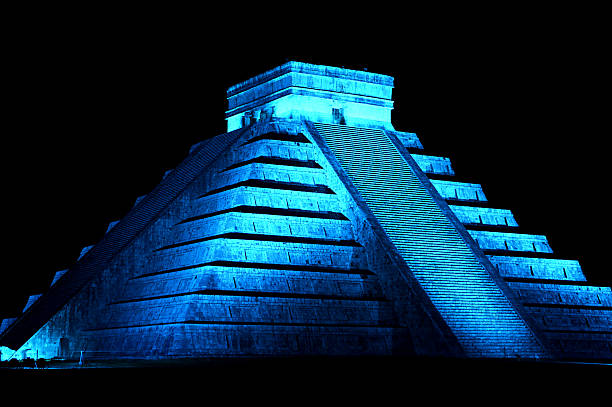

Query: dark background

[2,12,609,320]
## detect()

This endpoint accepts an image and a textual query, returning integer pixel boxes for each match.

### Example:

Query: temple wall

[430,179,488,202]
[411,154,455,176]
[449,206,519,227]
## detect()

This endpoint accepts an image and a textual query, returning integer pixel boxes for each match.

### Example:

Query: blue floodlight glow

[1,62,610,367]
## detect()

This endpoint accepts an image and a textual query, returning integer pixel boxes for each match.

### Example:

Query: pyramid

[1,62,610,362]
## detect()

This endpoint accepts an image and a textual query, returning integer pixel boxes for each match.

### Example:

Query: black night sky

[2,13,609,322]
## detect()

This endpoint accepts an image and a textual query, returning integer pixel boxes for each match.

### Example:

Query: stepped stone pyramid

[1,62,610,362]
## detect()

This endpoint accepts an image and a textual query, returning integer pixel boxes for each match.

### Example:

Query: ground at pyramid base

[1,62,610,365]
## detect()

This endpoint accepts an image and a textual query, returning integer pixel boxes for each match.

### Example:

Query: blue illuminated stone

[1,62,609,364]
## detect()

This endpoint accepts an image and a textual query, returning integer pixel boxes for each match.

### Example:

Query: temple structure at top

[1,62,610,363]
[225,62,394,131]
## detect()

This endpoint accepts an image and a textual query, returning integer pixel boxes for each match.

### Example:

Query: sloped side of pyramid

[11,119,461,360]
[402,134,612,360]
[2,128,246,358]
